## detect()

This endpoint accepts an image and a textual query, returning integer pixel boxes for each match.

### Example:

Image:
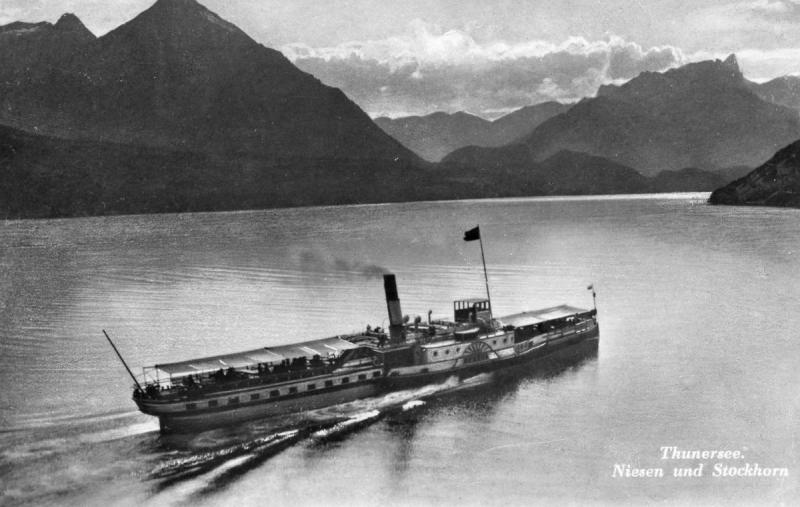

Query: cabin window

[228,396,239,405]
[433,351,438,357]
[445,349,450,354]
[358,374,367,381]
[185,403,197,410]
[456,348,460,353]
[289,387,298,394]
[270,390,280,397]
[503,338,507,344]
[492,340,497,345]
[341,377,350,384]
[373,371,381,378]
[250,394,260,401]
[208,400,218,407]
[307,384,316,390]
[325,380,334,387]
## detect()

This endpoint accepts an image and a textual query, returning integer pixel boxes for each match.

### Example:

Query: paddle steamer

[109,228,600,432]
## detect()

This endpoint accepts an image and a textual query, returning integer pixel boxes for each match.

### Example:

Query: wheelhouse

[454,298,490,323]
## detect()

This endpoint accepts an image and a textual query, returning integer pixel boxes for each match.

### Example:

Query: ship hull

[154,382,381,432]
[135,367,385,433]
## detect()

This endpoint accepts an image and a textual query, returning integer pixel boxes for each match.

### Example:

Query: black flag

[464,226,480,242]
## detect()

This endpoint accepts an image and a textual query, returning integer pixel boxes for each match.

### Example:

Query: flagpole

[477,229,493,321]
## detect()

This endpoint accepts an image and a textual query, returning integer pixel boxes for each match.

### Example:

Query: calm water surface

[1,194,798,506]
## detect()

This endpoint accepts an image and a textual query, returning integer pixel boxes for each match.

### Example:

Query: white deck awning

[497,305,591,328]
[154,336,360,376]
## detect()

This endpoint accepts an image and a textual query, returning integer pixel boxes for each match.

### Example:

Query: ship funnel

[383,274,404,343]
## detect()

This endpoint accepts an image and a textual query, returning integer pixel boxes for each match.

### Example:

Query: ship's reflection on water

[145,344,598,502]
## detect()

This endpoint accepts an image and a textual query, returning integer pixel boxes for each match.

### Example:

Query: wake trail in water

[151,429,303,492]
[149,371,495,501]
[2,408,143,432]
[1,410,159,462]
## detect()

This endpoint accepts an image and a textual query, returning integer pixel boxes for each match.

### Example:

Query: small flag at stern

[464,226,481,242]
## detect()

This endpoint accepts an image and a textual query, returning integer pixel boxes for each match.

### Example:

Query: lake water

[1,193,798,506]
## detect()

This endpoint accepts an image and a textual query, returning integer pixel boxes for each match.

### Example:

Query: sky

[3,0,800,118]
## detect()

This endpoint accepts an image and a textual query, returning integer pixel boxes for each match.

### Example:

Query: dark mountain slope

[749,76,800,112]
[709,140,800,207]
[0,14,95,82]
[0,0,418,163]
[0,125,425,219]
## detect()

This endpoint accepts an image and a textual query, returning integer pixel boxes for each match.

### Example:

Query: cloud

[687,1,800,48]
[282,21,685,118]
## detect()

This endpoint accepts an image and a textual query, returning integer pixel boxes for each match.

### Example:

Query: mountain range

[374,102,570,162]
[0,0,437,218]
[0,0,419,164]
[444,55,800,177]
[1,0,799,218]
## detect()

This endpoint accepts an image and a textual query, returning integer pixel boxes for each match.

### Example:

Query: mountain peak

[54,13,94,38]
[723,53,739,70]
[101,0,254,50]
[150,0,204,12]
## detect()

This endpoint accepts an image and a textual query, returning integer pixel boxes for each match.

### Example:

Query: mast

[464,225,493,321]
[478,232,492,320]
[103,330,144,392]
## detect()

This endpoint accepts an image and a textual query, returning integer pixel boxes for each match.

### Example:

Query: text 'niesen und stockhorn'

[612,446,788,478]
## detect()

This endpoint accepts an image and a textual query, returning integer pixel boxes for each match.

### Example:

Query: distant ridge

[445,55,800,176]
[749,75,800,112]
[375,102,570,162]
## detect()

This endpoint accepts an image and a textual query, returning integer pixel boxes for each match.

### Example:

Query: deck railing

[135,363,343,401]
